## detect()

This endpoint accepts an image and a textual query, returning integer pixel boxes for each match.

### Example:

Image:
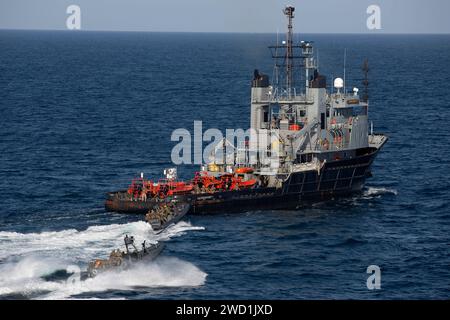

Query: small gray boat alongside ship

[145,201,190,233]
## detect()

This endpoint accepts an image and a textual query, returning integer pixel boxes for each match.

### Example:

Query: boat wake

[157,221,205,241]
[0,220,206,299]
[0,256,207,299]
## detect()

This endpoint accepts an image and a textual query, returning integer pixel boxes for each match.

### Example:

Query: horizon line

[0,27,449,36]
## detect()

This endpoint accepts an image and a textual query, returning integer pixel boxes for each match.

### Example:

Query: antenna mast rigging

[284,6,295,97]
[362,59,369,102]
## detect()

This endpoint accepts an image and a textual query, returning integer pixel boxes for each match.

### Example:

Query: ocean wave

[363,187,398,198]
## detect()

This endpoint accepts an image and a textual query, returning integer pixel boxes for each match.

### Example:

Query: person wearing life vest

[124,234,135,253]
[322,138,330,150]
[141,186,148,202]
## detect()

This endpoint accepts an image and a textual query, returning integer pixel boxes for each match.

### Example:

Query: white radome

[334,78,344,89]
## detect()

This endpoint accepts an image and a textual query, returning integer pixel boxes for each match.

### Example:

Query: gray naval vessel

[105,5,388,214]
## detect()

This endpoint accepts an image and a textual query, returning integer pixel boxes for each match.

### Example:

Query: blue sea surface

[0,31,449,299]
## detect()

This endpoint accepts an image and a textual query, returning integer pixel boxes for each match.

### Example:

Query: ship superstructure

[200,6,387,193]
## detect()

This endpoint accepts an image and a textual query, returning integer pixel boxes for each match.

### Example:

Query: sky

[1,0,450,34]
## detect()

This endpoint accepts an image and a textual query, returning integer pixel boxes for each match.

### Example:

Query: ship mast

[284,6,295,98]
[269,6,316,100]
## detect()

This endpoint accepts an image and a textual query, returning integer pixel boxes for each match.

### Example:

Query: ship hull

[105,146,381,215]
[184,147,377,214]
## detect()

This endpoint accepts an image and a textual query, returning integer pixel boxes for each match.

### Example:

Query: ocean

[0,30,449,299]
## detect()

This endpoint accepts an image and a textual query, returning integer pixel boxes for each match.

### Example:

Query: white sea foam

[0,256,206,299]
[0,220,203,261]
[364,187,398,198]
[157,220,205,241]
[0,220,206,299]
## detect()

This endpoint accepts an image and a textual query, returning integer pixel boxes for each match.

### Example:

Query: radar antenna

[343,49,347,94]
[362,59,369,102]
